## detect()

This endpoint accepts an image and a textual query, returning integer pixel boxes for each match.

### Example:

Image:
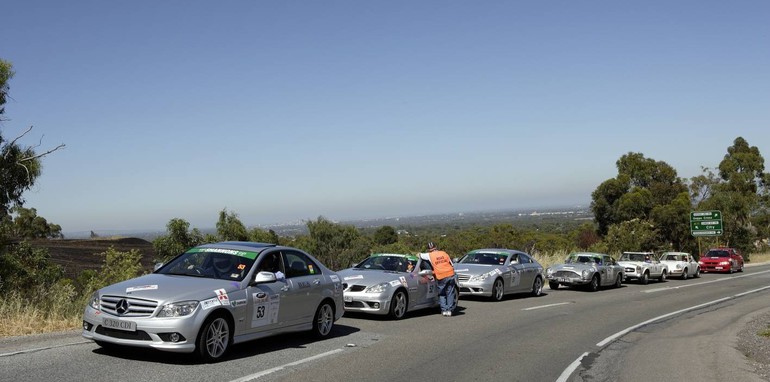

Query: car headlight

[636,265,642,273]
[469,271,495,282]
[719,261,730,266]
[675,264,683,270]
[157,301,199,317]
[365,283,389,294]
[88,292,100,310]
[582,269,590,279]
[546,268,553,276]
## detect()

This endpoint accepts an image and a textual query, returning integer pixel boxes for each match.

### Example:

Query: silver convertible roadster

[455,249,544,301]
[82,242,344,362]
[338,253,456,319]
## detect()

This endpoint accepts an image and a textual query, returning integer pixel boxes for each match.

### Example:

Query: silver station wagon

[455,249,544,301]
[82,241,344,362]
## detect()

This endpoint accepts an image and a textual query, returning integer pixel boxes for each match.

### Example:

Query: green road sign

[690,210,723,236]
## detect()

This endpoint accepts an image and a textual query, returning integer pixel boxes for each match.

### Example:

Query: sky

[2,1,769,233]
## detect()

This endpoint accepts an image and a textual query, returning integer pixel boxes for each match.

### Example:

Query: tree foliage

[216,208,248,241]
[152,218,204,261]
[591,152,690,251]
[0,206,62,239]
[693,137,768,255]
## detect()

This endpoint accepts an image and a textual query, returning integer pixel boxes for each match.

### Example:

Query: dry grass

[0,286,84,337]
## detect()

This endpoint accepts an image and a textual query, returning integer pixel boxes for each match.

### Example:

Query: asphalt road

[2,264,769,382]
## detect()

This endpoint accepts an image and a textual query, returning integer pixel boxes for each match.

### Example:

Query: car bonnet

[98,273,242,304]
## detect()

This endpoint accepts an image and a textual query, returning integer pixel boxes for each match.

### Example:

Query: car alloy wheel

[531,277,543,297]
[197,315,230,362]
[491,279,504,301]
[389,290,407,319]
[614,274,622,288]
[640,272,649,285]
[312,302,334,337]
[682,268,688,280]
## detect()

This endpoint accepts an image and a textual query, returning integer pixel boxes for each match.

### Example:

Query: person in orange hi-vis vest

[426,242,457,316]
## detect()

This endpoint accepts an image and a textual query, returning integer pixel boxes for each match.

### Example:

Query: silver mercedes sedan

[337,253,454,319]
[82,241,344,362]
[455,249,544,301]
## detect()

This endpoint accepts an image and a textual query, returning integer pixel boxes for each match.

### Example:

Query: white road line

[555,352,588,382]
[557,284,770,381]
[0,340,92,357]
[229,348,344,382]
[522,302,572,311]
[598,285,770,347]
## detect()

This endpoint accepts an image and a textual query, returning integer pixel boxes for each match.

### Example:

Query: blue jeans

[437,276,456,313]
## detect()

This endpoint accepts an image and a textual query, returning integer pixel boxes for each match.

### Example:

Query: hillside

[28,238,156,279]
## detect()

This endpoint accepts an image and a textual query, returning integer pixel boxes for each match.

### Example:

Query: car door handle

[281,285,290,292]
[313,279,321,285]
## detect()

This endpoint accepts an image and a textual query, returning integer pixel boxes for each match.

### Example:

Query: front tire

[196,315,231,362]
[312,301,335,338]
[694,267,701,278]
[588,275,600,292]
[681,268,688,280]
[491,278,504,301]
[549,281,560,290]
[659,270,667,282]
[640,272,649,285]
[388,290,408,319]
[531,277,543,297]
[614,274,622,288]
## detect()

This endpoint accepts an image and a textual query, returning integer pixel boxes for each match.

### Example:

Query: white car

[618,251,668,285]
[659,252,700,279]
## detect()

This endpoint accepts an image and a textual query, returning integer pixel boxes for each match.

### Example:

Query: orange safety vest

[429,250,455,280]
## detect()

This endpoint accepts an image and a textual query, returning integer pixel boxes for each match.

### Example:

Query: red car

[698,247,744,273]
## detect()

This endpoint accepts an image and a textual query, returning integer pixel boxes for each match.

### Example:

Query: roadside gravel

[738,310,770,381]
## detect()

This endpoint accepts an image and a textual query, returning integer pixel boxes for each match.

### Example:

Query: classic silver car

[82,242,344,362]
[338,253,455,319]
[659,251,700,279]
[454,248,544,301]
[546,252,623,291]
[618,251,668,284]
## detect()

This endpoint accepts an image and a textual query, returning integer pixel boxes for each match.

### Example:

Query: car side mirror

[153,262,164,272]
[418,270,433,277]
[253,271,277,285]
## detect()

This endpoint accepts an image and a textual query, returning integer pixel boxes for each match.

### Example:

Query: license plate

[344,296,352,302]
[715,267,723,270]
[102,317,137,332]
[559,278,568,283]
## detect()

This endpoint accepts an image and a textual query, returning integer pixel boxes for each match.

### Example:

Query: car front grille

[624,267,636,273]
[552,271,580,278]
[100,295,158,317]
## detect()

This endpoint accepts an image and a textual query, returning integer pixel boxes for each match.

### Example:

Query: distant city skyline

[3,2,768,232]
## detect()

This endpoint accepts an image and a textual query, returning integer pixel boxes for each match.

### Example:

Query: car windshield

[706,250,729,257]
[354,255,414,272]
[565,254,598,264]
[157,249,256,281]
[620,253,648,262]
[663,254,680,261]
[458,253,508,265]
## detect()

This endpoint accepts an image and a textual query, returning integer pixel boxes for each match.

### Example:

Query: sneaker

[446,311,452,317]
[441,311,448,316]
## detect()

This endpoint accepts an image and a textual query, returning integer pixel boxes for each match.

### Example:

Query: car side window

[256,251,284,274]
[282,250,321,278]
[419,259,433,271]
[519,254,532,264]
